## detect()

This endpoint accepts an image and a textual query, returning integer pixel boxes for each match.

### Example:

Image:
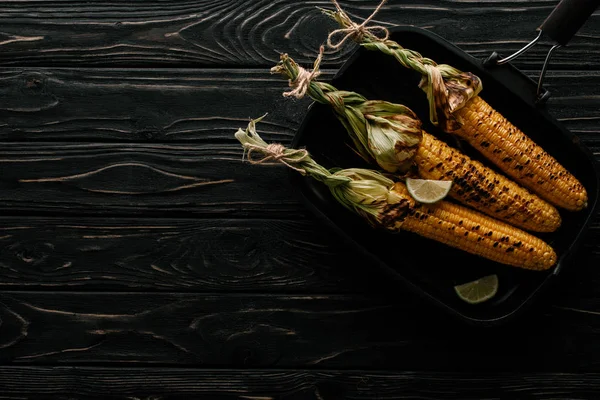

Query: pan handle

[483,0,599,103]
[539,0,600,46]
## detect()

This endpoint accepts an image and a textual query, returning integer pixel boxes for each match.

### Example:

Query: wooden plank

[0,217,371,292]
[0,0,597,69]
[0,216,596,293]
[2,291,600,369]
[0,141,313,217]
[0,68,597,144]
[0,68,307,143]
[0,292,417,367]
[1,367,600,399]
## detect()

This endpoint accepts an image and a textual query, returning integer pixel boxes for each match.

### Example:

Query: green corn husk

[271,53,422,174]
[234,115,409,229]
[320,6,483,132]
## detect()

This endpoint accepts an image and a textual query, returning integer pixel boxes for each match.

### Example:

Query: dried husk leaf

[235,116,409,229]
[322,7,483,132]
[419,64,482,131]
[359,101,423,171]
[271,53,423,173]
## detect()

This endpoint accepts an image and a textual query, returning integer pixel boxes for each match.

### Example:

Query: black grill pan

[288,0,600,326]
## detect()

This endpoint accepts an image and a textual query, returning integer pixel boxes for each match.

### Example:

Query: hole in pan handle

[483,0,600,104]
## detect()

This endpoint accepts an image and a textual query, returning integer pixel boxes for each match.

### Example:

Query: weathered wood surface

[0,217,371,292]
[0,0,598,398]
[2,367,600,399]
[0,0,597,69]
[0,69,308,142]
[0,141,307,217]
[0,290,600,369]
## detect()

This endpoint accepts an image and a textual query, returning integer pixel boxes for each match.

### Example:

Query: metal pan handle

[483,0,599,103]
[539,0,600,46]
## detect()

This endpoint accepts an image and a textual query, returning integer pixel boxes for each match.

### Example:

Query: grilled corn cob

[270,53,561,232]
[455,96,587,211]
[234,116,557,271]
[416,132,560,232]
[392,182,556,271]
[322,5,588,211]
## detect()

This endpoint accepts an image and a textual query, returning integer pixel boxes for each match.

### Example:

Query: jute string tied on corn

[235,114,352,189]
[282,46,325,99]
[245,143,309,174]
[322,0,482,132]
[326,0,389,49]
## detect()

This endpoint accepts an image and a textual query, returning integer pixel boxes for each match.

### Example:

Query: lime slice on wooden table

[406,178,452,204]
[454,274,499,304]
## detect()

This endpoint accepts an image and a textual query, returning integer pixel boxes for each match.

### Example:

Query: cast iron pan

[289,0,600,326]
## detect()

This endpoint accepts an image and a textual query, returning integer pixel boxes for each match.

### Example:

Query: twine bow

[284,46,325,99]
[244,143,309,174]
[326,0,390,49]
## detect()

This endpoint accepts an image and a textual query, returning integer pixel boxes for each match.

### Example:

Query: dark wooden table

[0,1,598,398]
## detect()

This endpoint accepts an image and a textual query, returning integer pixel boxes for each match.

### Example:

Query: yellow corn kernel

[390,183,557,271]
[414,132,561,232]
[455,96,587,211]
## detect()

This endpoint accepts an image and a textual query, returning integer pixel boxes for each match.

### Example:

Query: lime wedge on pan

[454,274,499,304]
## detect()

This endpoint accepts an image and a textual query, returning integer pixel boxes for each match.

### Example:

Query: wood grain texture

[0,217,374,292]
[2,367,600,399]
[0,0,597,69]
[0,292,420,367]
[1,289,600,369]
[0,141,310,217]
[0,68,597,144]
[0,68,309,143]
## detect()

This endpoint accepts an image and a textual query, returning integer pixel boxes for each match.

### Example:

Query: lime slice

[454,274,499,304]
[405,178,452,204]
